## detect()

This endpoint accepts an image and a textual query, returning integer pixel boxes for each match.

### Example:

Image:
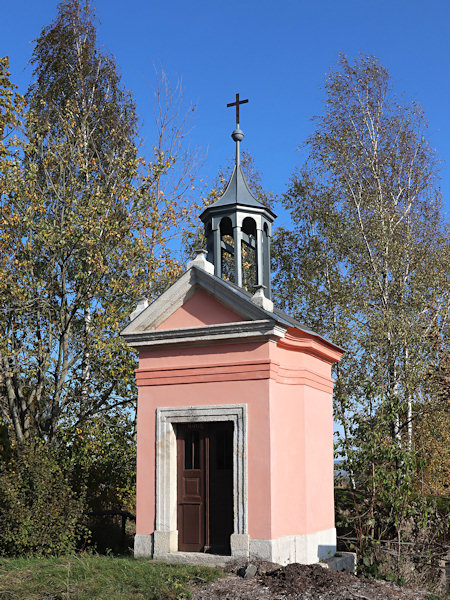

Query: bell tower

[200,94,276,299]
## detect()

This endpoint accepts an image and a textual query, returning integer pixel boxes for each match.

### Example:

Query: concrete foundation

[134,527,336,566]
[249,528,336,565]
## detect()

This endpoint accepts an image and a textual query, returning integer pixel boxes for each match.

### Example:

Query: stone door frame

[152,404,249,558]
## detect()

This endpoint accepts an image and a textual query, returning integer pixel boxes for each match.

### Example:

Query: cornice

[277,329,343,364]
[122,319,287,349]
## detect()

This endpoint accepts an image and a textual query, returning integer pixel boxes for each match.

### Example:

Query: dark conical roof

[214,164,263,209]
[200,164,276,223]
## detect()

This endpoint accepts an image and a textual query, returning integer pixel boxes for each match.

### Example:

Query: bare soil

[190,561,432,600]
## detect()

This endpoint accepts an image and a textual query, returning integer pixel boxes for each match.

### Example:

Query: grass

[0,554,223,600]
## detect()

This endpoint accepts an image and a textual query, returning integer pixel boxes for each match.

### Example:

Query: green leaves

[0,442,85,556]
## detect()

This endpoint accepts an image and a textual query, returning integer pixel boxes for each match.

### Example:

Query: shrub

[0,442,85,556]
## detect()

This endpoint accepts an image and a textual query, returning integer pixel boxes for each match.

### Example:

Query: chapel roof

[121,262,344,358]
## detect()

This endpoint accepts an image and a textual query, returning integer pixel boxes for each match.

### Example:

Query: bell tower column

[213,226,222,277]
[256,226,263,287]
[263,226,271,298]
[233,225,243,287]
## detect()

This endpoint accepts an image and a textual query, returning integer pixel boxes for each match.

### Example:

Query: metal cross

[227,93,248,127]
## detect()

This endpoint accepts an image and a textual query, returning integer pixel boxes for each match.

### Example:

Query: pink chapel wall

[155,289,246,330]
[135,332,337,543]
[268,381,334,538]
[267,340,335,538]
[135,342,274,540]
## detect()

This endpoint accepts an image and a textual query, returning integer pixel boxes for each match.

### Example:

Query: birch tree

[273,55,449,524]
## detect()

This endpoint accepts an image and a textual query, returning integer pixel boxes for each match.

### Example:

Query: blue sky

[4,0,450,221]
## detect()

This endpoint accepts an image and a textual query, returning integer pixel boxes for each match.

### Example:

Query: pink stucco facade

[132,289,342,557]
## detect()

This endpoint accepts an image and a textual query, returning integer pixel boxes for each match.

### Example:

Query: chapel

[121,95,343,564]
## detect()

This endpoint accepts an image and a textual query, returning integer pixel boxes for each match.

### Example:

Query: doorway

[176,422,233,554]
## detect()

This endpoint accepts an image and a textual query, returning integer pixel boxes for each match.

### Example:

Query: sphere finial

[231,128,244,142]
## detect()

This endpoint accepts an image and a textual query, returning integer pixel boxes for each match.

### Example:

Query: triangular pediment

[156,289,246,330]
[121,266,277,339]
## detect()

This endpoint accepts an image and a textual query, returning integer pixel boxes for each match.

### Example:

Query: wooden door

[177,424,207,552]
[177,422,234,554]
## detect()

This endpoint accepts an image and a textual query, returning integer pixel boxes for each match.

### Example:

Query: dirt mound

[260,563,350,595]
[191,561,429,600]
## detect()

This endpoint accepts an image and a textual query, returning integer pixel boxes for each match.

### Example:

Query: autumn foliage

[0,1,197,554]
